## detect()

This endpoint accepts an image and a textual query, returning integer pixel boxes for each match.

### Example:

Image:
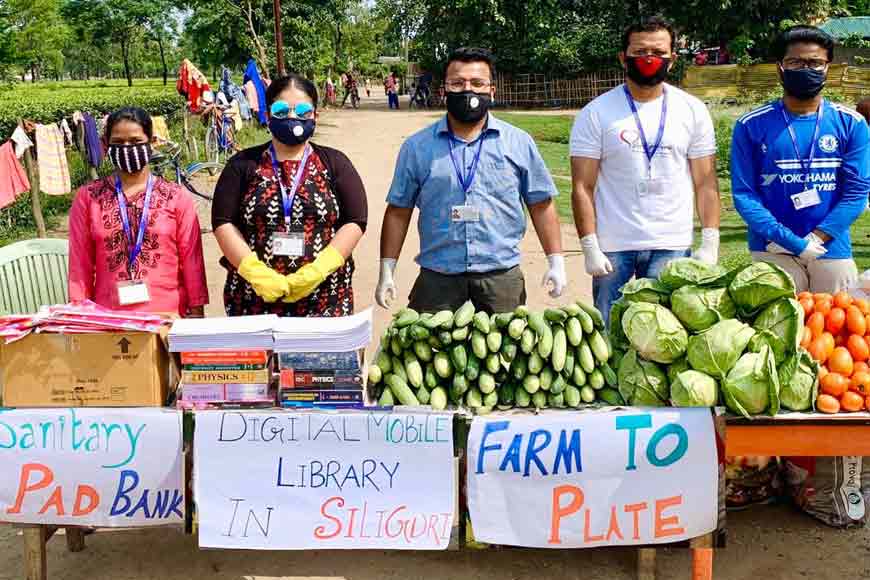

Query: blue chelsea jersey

[730,99,870,259]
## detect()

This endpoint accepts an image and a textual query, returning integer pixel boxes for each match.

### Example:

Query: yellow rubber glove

[237,253,290,303]
[283,246,346,303]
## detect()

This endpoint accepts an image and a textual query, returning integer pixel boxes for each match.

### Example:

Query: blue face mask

[781,66,827,100]
[269,117,315,145]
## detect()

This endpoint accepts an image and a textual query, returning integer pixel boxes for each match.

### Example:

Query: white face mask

[108,143,152,173]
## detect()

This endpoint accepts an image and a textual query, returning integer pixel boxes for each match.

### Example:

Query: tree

[7,0,68,81]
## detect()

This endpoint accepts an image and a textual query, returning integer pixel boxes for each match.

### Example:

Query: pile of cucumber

[368,299,624,412]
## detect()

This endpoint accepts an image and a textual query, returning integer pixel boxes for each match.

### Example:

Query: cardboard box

[1,331,170,407]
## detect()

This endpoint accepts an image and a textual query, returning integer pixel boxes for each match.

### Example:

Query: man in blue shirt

[375,47,566,313]
[732,25,870,292]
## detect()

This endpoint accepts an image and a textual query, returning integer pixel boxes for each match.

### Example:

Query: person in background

[386,72,399,110]
[340,72,357,108]
[376,47,566,314]
[731,25,870,293]
[68,107,208,317]
[212,74,367,317]
[570,17,720,324]
[856,96,870,125]
[325,76,336,108]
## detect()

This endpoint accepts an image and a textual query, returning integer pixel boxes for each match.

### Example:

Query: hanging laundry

[227,101,243,132]
[177,58,211,112]
[35,123,71,195]
[81,112,103,168]
[243,58,268,125]
[0,141,29,209]
[10,126,33,158]
[59,119,73,145]
[221,66,251,121]
[152,116,171,143]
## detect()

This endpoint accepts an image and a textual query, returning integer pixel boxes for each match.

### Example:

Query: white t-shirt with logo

[569,83,716,253]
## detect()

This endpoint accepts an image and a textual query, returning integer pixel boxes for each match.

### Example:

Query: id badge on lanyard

[781,100,825,211]
[271,144,310,257]
[624,85,669,195]
[115,175,153,306]
[448,129,484,223]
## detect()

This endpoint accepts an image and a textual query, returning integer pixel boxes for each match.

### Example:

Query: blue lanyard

[447,128,485,194]
[779,99,824,178]
[623,84,667,175]
[115,174,154,276]
[270,143,311,225]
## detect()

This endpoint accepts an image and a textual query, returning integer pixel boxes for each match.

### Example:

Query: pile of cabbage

[610,258,819,417]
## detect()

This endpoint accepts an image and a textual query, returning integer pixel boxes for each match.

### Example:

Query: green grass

[500,111,870,272]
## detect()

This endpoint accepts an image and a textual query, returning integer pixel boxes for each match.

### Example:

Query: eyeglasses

[781,58,828,71]
[270,101,315,120]
[445,78,492,92]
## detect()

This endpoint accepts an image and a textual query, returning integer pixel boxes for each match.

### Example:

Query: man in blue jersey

[731,25,870,292]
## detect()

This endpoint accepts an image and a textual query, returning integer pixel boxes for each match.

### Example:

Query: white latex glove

[765,241,791,255]
[799,232,827,262]
[691,228,720,265]
[580,234,613,277]
[375,258,397,309]
[542,253,567,298]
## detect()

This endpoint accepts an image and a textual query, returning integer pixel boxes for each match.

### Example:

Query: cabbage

[671,285,737,332]
[670,370,718,407]
[617,349,668,406]
[687,319,756,380]
[721,344,781,418]
[609,298,631,351]
[622,302,688,364]
[728,262,796,316]
[659,258,730,291]
[750,298,802,362]
[777,350,819,412]
[667,356,690,384]
[620,278,671,305]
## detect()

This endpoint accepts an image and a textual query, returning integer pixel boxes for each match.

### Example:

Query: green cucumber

[548,391,565,408]
[527,312,549,335]
[409,325,430,341]
[387,374,419,405]
[368,364,383,385]
[528,351,544,375]
[578,341,596,373]
[575,307,595,334]
[451,344,468,373]
[452,325,470,342]
[452,374,470,397]
[391,357,408,381]
[486,331,503,353]
[508,318,527,340]
[562,303,582,317]
[414,340,433,362]
[511,353,528,380]
[523,374,541,394]
[471,330,488,359]
[580,385,596,404]
[430,387,448,410]
[537,324,554,359]
[391,336,403,357]
[494,312,514,329]
[398,326,413,348]
[466,387,483,408]
[434,351,454,378]
[478,372,496,394]
[501,339,518,363]
[514,305,530,319]
[394,308,420,328]
[483,390,499,408]
[601,361,617,387]
[416,385,431,405]
[453,300,476,328]
[566,317,584,347]
[589,331,610,363]
[545,308,568,323]
[473,311,491,334]
[540,366,554,391]
[589,369,605,390]
[564,385,581,408]
[515,387,531,407]
[425,363,439,389]
[551,374,567,395]
[572,365,587,387]
[532,391,548,409]
[376,351,392,374]
[577,299,605,330]
[498,382,516,406]
[520,328,536,354]
[423,310,454,329]
[486,353,502,374]
[428,335,443,350]
[465,354,481,381]
[404,352,424,388]
[378,387,395,406]
[552,327,567,372]
[438,330,453,346]
[564,348,575,377]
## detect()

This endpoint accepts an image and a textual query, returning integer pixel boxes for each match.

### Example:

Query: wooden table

[726,413,870,457]
[17,525,87,580]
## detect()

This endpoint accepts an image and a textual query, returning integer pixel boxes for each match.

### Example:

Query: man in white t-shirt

[570,17,721,324]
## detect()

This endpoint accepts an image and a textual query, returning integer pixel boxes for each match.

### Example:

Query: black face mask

[781,66,827,100]
[269,117,316,146]
[625,55,671,87]
[446,91,491,123]
[107,143,151,174]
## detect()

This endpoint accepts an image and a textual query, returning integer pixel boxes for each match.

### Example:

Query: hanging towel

[243,58,268,125]
[152,116,171,143]
[222,66,252,121]
[10,126,33,158]
[59,119,73,145]
[35,124,71,195]
[0,141,30,209]
[81,113,103,168]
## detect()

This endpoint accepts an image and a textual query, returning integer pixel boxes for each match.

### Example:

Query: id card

[117,280,150,306]
[273,231,305,257]
[451,205,480,222]
[791,188,821,211]
[636,178,670,196]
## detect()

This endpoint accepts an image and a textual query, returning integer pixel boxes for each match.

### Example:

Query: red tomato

[826,308,846,335]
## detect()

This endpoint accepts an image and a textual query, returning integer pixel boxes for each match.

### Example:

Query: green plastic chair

[0,238,70,315]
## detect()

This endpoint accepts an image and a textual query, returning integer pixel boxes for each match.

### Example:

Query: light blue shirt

[387,114,558,274]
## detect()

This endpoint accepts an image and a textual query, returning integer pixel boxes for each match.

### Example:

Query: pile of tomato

[799,291,870,413]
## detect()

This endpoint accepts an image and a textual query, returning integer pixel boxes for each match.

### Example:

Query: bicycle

[408,84,434,109]
[151,140,224,232]
[202,102,236,164]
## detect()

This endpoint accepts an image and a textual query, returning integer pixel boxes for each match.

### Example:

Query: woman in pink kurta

[68,107,208,316]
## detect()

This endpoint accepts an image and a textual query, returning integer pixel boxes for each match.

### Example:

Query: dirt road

[5,100,869,580]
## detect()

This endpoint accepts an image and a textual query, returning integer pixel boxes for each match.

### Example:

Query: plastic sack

[784,456,870,528]
[725,455,782,509]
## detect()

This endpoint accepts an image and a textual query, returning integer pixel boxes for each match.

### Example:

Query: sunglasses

[270,101,315,120]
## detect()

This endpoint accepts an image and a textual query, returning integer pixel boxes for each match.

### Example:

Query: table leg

[637,547,656,580]
[23,526,48,580]
[691,533,714,580]
[65,528,86,553]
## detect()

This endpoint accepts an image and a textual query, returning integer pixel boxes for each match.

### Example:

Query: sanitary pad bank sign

[467,408,718,548]
[0,408,184,526]
[194,410,456,550]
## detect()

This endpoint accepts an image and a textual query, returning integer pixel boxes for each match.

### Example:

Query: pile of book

[278,350,364,409]
[177,350,275,410]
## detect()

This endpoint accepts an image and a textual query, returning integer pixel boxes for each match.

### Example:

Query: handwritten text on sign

[467,409,718,548]
[0,408,184,527]
[194,411,456,550]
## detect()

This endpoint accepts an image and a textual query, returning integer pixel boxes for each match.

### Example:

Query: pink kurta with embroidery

[68,176,209,315]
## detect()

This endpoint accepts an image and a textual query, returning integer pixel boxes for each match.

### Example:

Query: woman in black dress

[212,74,367,317]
